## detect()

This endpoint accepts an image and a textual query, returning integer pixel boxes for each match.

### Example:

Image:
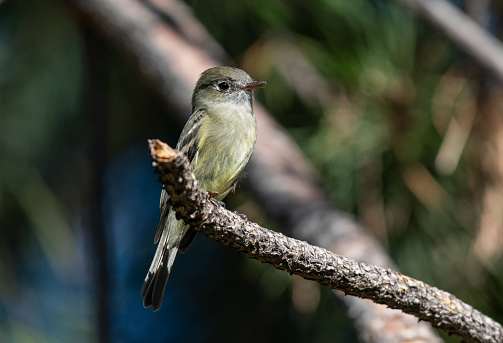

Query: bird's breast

[191,104,257,198]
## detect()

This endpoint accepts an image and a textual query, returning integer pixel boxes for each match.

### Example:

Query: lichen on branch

[149,139,503,343]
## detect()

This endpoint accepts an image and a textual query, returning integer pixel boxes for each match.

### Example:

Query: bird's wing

[154,188,170,244]
[153,109,206,244]
[176,108,206,163]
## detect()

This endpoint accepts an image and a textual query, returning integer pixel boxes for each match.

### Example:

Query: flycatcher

[142,66,265,311]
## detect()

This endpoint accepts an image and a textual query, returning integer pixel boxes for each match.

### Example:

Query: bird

[141,66,265,311]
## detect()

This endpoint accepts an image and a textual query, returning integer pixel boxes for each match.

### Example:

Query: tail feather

[142,211,188,311]
[142,245,178,311]
[142,218,179,311]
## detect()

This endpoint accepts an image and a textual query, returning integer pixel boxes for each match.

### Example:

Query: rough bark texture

[64,0,503,341]
[150,139,503,343]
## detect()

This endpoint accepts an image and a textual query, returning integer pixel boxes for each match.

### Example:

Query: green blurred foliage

[1,0,502,342]
[189,0,503,337]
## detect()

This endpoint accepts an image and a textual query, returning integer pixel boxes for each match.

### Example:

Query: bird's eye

[217,82,230,92]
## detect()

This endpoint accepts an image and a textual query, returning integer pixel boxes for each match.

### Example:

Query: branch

[397,0,503,83]
[63,0,492,341]
[81,27,110,343]
[149,139,503,343]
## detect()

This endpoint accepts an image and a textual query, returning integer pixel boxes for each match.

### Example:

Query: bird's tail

[141,221,180,311]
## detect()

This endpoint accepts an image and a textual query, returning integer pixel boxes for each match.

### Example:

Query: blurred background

[1,0,502,342]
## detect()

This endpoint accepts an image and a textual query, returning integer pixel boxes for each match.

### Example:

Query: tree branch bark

[63,0,499,341]
[81,26,110,343]
[396,0,503,83]
[149,139,503,343]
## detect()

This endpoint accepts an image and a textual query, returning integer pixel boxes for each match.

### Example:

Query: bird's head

[192,66,265,111]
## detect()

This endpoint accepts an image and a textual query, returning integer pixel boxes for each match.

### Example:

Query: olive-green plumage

[141,67,265,311]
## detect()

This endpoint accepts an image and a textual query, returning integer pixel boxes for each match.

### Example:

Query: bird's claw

[233,211,248,221]
[206,190,219,198]
[209,197,226,208]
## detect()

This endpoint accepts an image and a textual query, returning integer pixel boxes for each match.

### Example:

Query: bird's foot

[210,198,226,208]
[208,194,226,208]
[206,190,219,198]
[233,211,248,221]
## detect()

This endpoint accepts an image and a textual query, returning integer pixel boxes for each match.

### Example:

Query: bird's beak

[241,80,266,91]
